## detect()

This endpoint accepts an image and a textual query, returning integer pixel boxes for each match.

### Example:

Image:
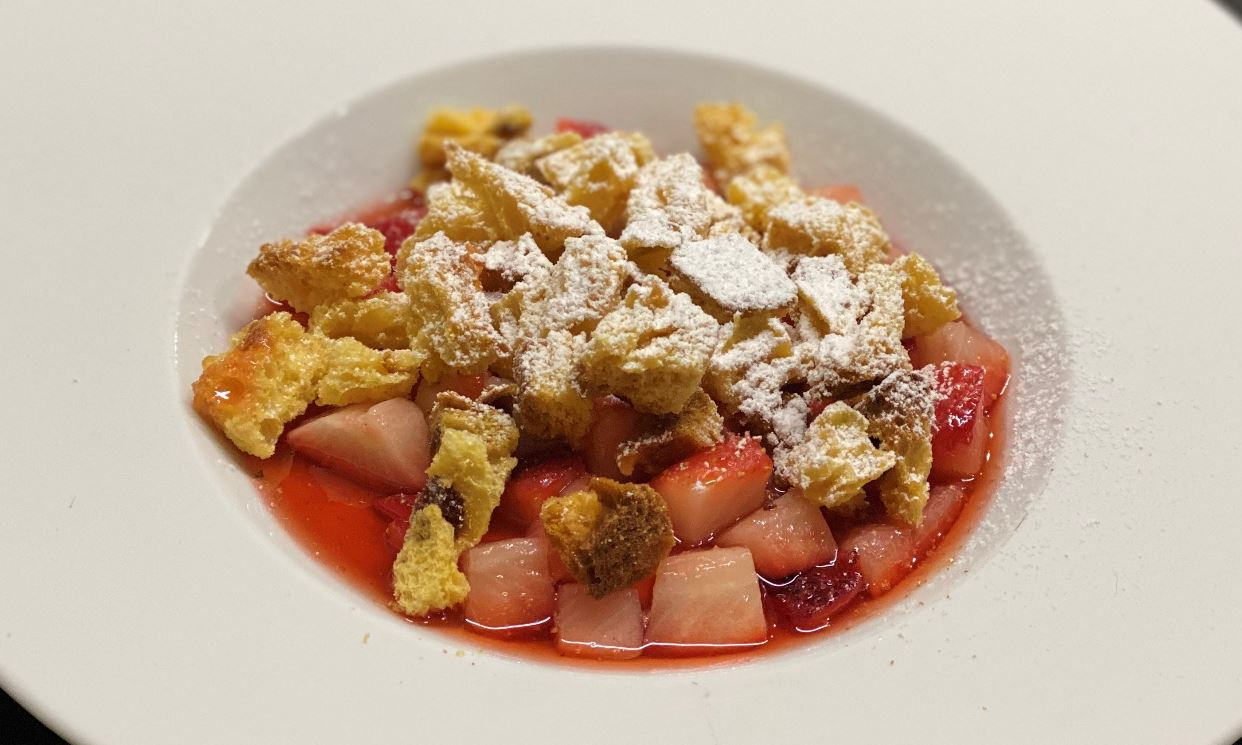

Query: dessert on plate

[192,102,1011,663]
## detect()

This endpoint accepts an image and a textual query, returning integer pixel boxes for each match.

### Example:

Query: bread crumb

[247,223,389,313]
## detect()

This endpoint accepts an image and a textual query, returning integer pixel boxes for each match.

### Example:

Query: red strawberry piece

[461,537,556,638]
[286,398,431,492]
[715,491,837,579]
[582,396,643,480]
[645,547,768,652]
[650,435,772,545]
[837,523,915,598]
[499,455,587,529]
[554,118,609,138]
[555,584,644,660]
[931,363,991,480]
[911,483,968,558]
[767,556,865,630]
[910,320,1010,409]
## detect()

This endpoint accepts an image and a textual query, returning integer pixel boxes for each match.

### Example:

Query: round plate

[3,5,1241,744]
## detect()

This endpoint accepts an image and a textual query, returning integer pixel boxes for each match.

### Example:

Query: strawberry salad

[193,104,1011,663]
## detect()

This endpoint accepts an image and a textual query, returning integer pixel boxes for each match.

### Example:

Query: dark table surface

[3,1,1241,743]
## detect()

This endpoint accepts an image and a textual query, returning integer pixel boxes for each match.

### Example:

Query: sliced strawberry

[930,363,991,479]
[499,455,587,529]
[650,435,772,545]
[810,184,865,205]
[461,537,555,638]
[555,584,644,660]
[910,320,1010,408]
[911,483,968,557]
[286,398,431,492]
[646,547,768,652]
[582,396,643,480]
[413,373,489,413]
[715,492,837,579]
[767,557,865,630]
[555,118,608,138]
[838,524,915,598]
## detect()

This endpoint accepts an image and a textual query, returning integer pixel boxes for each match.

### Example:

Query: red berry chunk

[715,492,837,579]
[767,557,865,630]
[462,537,555,638]
[912,483,968,557]
[555,118,609,138]
[582,396,642,480]
[555,584,644,660]
[499,455,587,529]
[838,524,915,598]
[650,435,773,545]
[910,320,1010,409]
[413,373,489,414]
[931,363,991,480]
[383,518,409,555]
[646,547,768,652]
[373,492,417,522]
[286,398,431,492]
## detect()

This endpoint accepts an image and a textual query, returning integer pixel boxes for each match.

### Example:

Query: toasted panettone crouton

[494,131,583,177]
[246,223,389,313]
[854,368,936,526]
[399,232,506,379]
[540,478,675,598]
[479,234,553,292]
[417,105,532,169]
[703,314,802,436]
[513,330,593,442]
[726,165,804,232]
[446,143,602,259]
[798,260,911,397]
[411,180,499,246]
[618,154,746,273]
[668,233,798,322]
[616,389,724,478]
[513,234,631,339]
[777,402,896,511]
[535,132,655,230]
[429,392,520,459]
[763,197,891,276]
[893,253,961,338]
[693,102,791,188]
[192,312,325,458]
[426,427,517,551]
[392,504,470,616]
[308,291,414,350]
[580,277,718,415]
[315,337,423,406]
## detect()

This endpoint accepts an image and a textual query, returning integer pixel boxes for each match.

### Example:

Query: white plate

[3,4,1241,744]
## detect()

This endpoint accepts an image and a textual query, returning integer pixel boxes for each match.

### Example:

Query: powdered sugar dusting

[670,233,797,316]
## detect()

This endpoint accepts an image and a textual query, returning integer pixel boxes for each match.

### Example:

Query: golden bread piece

[579,277,718,415]
[508,234,631,340]
[726,165,804,232]
[797,259,911,397]
[429,392,520,460]
[540,477,675,598]
[446,143,602,259]
[391,504,470,616]
[426,427,517,551]
[479,234,553,293]
[693,102,792,188]
[315,337,422,406]
[246,223,389,313]
[417,105,532,169]
[763,197,890,275]
[893,253,961,338]
[513,329,593,442]
[668,233,798,321]
[494,131,583,177]
[411,180,499,246]
[616,389,724,478]
[703,314,802,435]
[854,368,936,526]
[618,153,747,273]
[777,401,896,510]
[398,232,506,380]
[308,291,414,350]
[535,132,655,230]
[192,312,325,458]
